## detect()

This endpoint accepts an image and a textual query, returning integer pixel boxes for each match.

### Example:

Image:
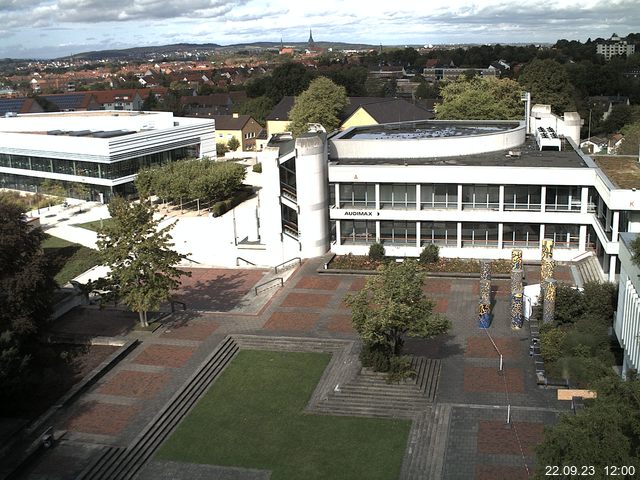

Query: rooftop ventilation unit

[535,126,562,151]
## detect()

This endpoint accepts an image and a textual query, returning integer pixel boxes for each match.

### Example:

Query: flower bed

[329,254,511,274]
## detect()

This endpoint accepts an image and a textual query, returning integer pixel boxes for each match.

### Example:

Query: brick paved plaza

[15,260,575,479]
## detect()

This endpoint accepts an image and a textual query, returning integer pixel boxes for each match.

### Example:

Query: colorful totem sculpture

[511,249,524,329]
[478,261,492,328]
[543,278,557,324]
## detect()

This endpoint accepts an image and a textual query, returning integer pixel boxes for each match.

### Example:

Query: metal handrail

[254,277,283,295]
[274,257,301,274]
[236,257,256,266]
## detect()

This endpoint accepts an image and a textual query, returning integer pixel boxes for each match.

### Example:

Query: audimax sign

[344,211,381,216]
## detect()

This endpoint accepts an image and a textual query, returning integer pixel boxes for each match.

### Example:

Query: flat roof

[593,156,640,189]
[330,135,588,169]
[340,120,520,140]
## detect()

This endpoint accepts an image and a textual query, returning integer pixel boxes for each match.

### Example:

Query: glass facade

[380,184,416,209]
[545,224,580,249]
[462,223,499,247]
[340,220,375,245]
[545,186,582,212]
[279,158,296,201]
[421,184,457,209]
[503,186,541,211]
[0,147,193,181]
[380,221,417,245]
[462,185,499,210]
[421,222,457,246]
[281,204,298,238]
[503,223,540,248]
[340,183,375,208]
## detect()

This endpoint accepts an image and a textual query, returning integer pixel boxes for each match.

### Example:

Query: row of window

[0,146,197,180]
[338,220,584,249]
[332,183,589,212]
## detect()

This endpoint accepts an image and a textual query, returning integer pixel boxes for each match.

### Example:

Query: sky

[1,0,639,59]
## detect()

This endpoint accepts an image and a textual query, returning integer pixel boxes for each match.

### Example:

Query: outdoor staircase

[575,253,606,285]
[401,403,453,480]
[75,336,240,480]
[313,357,441,419]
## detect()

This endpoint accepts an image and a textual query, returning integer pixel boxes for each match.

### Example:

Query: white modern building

[615,233,640,376]
[596,34,636,60]
[0,111,215,201]
[259,106,640,281]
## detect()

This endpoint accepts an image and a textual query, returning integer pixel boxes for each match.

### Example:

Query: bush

[368,242,385,261]
[216,142,228,157]
[227,136,240,152]
[252,162,262,173]
[360,343,391,372]
[386,356,416,384]
[539,325,567,364]
[419,244,440,264]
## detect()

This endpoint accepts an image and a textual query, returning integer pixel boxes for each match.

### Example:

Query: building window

[462,222,498,247]
[380,221,416,246]
[503,186,541,211]
[462,185,499,210]
[503,224,540,248]
[279,158,296,201]
[421,222,457,246]
[545,186,581,212]
[340,220,375,245]
[421,184,457,209]
[544,224,580,249]
[339,183,375,208]
[380,184,416,209]
[281,204,298,238]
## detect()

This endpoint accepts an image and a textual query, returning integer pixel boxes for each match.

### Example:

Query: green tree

[141,92,158,111]
[238,95,274,126]
[518,59,576,114]
[227,136,240,152]
[96,198,190,327]
[436,77,524,120]
[345,260,450,361]
[0,201,56,405]
[535,376,640,479]
[288,77,348,136]
[619,122,640,155]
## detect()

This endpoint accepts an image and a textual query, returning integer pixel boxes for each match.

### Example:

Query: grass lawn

[157,350,411,480]
[42,235,101,285]
[74,218,113,232]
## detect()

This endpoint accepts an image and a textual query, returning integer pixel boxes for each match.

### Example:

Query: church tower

[308,29,315,48]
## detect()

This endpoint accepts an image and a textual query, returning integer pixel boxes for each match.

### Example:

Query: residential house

[208,113,263,151]
[608,134,625,154]
[35,92,101,112]
[181,92,247,117]
[90,90,144,111]
[580,136,608,154]
[266,96,434,137]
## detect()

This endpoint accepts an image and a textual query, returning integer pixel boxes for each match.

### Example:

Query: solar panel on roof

[92,130,135,138]
[0,98,26,116]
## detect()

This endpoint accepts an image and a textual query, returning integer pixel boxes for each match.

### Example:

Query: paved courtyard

[13,259,575,479]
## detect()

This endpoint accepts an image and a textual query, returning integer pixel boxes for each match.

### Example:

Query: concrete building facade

[0,110,215,201]
[258,106,640,282]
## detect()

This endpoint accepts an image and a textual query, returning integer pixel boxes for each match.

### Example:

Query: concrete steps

[576,253,606,285]
[315,357,440,419]
[76,336,240,480]
[400,403,452,480]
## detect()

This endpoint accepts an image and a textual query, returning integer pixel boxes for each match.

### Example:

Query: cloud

[2,0,640,58]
